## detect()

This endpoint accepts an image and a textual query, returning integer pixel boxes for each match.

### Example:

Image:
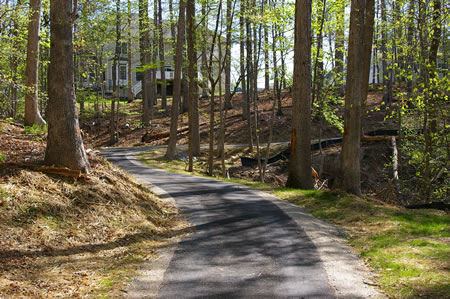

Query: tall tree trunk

[207,0,223,176]
[182,66,189,113]
[111,0,121,145]
[380,0,392,106]
[139,0,151,126]
[218,35,227,177]
[360,0,375,133]
[286,0,313,189]
[338,0,366,196]
[224,0,233,109]
[334,0,345,96]
[372,12,378,85]
[127,0,134,103]
[24,0,46,126]
[150,0,158,119]
[187,0,200,171]
[253,1,262,181]
[45,0,90,173]
[264,0,270,92]
[420,0,441,200]
[158,0,167,112]
[406,0,415,99]
[311,0,326,107]
[200,3,209,97]
[10,0,21,119]
[165,0,186,159]
[272,23,282,116]
[246,0,254,152]
[240,0,248,120]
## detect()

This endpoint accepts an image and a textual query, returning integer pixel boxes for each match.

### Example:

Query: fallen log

[19,164,90,180]
[38,166,87,179]
[361,135,421,142]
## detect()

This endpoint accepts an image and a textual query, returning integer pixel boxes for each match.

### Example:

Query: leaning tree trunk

[24,0,46,127]
[45,0,90,173]
[286,0,313,189]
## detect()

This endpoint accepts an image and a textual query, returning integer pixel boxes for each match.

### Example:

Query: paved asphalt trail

[102,147,338,298]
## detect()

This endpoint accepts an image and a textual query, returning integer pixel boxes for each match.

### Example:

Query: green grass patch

[139,149,450,298]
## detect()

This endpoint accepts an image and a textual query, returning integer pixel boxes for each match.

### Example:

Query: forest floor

[81,86,404,203]
[0,120,188,297]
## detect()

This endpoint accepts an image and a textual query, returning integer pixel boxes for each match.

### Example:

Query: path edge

[122,155,180,299]
[246,187,383,298]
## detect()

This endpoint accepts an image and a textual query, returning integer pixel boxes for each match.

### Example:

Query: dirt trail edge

[101,147,381,298]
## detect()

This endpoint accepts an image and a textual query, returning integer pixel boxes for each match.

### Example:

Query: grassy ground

[139,149,450,299]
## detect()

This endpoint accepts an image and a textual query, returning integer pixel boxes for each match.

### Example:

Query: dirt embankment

[0,121,186,297]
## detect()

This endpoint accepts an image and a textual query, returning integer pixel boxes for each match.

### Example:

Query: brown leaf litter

[0,122,187,298]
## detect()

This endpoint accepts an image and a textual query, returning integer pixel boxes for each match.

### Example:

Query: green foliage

[0,152,5,163]
[24,124,47,135]
[395,73,449,202]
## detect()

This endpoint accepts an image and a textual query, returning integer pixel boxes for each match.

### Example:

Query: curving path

[101,147,380,299]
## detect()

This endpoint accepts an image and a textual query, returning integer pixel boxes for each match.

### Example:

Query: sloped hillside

[0,121,186,297]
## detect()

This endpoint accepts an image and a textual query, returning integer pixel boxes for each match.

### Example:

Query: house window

[120,65,127,80]
[121,42,128,55]
[136,70,143,81]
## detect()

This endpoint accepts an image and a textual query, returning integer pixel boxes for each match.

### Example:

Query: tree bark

[245,0,254,152]
[311,0,326,107]
[360,0,375,133]
[240,0,248,120]
[286,0,313,189]
[24,0,46,127]
[158,0,167,112]
[338,0,366,196]
[187,0,200,171]
[111,0,121,145]
[334,0,345,96]
[139,0,151,126]
[45,0,90,173]
[380,0,392,106]
[165,0,186,159]
[127,0,134,103]
[224,0,233,109]
[264,0,270,92]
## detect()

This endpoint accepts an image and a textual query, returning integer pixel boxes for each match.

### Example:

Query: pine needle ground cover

[140,149,450,298]
[0,124,187,297]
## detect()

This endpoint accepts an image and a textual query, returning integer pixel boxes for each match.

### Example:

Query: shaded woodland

[0,0,448,202]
